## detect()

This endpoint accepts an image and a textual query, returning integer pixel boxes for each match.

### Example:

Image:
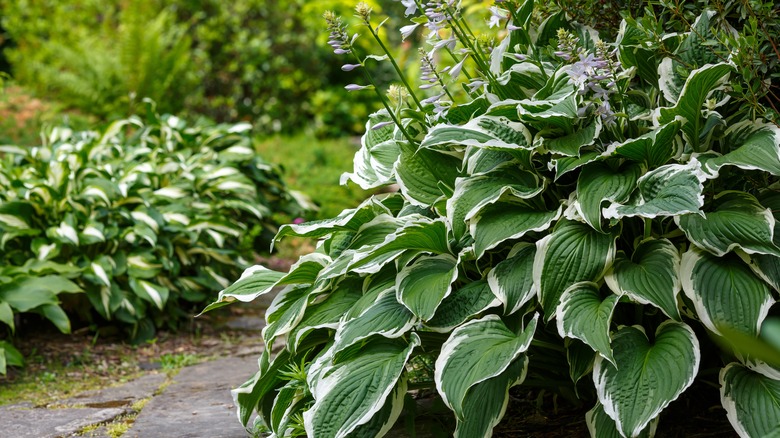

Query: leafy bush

[206,1,780,437]
[0,106,307,361]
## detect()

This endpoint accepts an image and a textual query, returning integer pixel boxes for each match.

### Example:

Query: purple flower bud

[400,23,420,40]
[341,64,362,71]
[448,55,468,79]
[371,121,394,130]
[345,84,371,91]
[421,92,446,104]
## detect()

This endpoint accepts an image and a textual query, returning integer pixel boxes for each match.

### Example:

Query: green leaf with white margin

[676,191,780,257]
[698,120,780,178]
[342,110,400,189]
[332,290,416,354]
[275,198,390,241]
[681,246,773,337]
[471,201,562,259]
[551,150,600,180]
[276,253,331,286]
[586,401,658,438]
[721,363,780,438]
[427,280,501,332]
[346,380,407,438]
[287,283,363,351]
[658,11,721,104]
[395,142,463,207]
[455,359,527,438]
[577,161,642,232]
[303,334,420,438]
[556,282,622,365]
[200,265,285,313]
[421,115,533,151]
[488,243,537,315]
[544,120,600,157]
[603,161,706,220]
[602,121,682,168]
[605,239,682,320]
[594,321,699,438]
[396,254,458,321]
[447,166,543,240]
[436,314,538,419]
[657,62,733,151]
[128,278,169,310]
[263,285,313,346]
[534,221,617,321]
[567,339,595,386]
[518,94,579,133]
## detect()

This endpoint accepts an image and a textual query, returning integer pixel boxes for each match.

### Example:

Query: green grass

[255,135,374,220]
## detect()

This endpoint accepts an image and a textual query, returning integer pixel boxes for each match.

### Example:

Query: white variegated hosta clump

[206,1,780,436]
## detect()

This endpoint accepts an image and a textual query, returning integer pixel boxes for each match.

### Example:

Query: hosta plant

[206,1,780,436]
[0,107,307,358]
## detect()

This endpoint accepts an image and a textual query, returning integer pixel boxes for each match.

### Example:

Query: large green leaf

[604,121,682,169]
[487,243,537,315]
[0,341,23,375]
[605,239,682,320]
[454,359,527,438]
[681,246,774,336]
[677,191,780,257]
[396,254,458,321]
[128,278,169,310]
[395,142,462,207]
[471,201,562,259]
[421,115,533,150]
[344,110,400,189]
[332,290,416,354]
[288,285,363,351]
[426,279,501,332]
[275,198,390,241]
[534,221,616,321]
[39,304,71,334]
[586,401,658,438]
[200,265,285,313]
[594,321,699,438]
[556,282,621,365]
[0,275,81,312]
[577,161,642,232]
[544,120,600,156]
[603,162,706,219]
[0,302,14,332]
[721,363,780,438]
[303,335,419,438]
[435,314,538,418]
[263,285,313,346]
[657,62,733,151]
[699,120,780,177]
[447,166,543,240]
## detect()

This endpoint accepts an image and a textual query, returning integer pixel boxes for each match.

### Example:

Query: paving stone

[58,372,166,408]
[126,356,259,438]
[0,404,126,438]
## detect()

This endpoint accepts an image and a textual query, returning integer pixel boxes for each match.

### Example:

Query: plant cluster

[0,107,306,373]
[207,0,780,436]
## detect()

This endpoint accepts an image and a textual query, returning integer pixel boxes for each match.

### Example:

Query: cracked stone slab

[0,405,126,438]
[58,372,166,408]
[126,356,259,438]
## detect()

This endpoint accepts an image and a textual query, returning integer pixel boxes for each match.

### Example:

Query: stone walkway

[0,353,259,438]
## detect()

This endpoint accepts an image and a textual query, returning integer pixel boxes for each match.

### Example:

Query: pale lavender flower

[421,92,446,105]
[400,23,420,40]
[341,64,362,71]
[324,11,352,55]
[488,6,507,28]
[419,49,441,89]
[448,55,468,79]
[432,37,457,53]
[466,79,487,93]
[345,84,372,91]
[400,0,417,16]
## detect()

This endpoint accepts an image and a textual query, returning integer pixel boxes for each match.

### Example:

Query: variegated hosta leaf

[576,161,642,232]
[420,115,533,150]
[603,121,682,168]
[435,314,538,418]
[680,246,774,336]
[287,284,363,351]
[341,110,399,190]
[594,321,699,438]
[464,147,518,176]
[603,161,706,219]
[233,348,292,427]
[345,380,407,438]
[518,94,579,132]
[471,201,562,260]
[332,290,416,354]
[551,150,601,180]
[676,191,780,257]
[396,254,458,321]
[488,243,536,315]
[447,166,543,240]
[721,363,780,438]
[128,278,168,310]
[303,334,419,438]
[544,119,600,157]
[556,282,622,365]
[395,142,462,207]
[586,401,658,438]
[605,239,682,320]
[275,198,390,241]
[534,221,616,321]
[263,285,313,346]
[657,62,733,151]
[426,279,501,332]
[455,359,527,438]
[567,339,595,386]
[201,265,285,313]
[699,120,780,177]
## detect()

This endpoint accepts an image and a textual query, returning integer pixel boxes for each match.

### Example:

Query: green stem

[531,339,566,353]
[643,217,652,240]
[367,22,424,111]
